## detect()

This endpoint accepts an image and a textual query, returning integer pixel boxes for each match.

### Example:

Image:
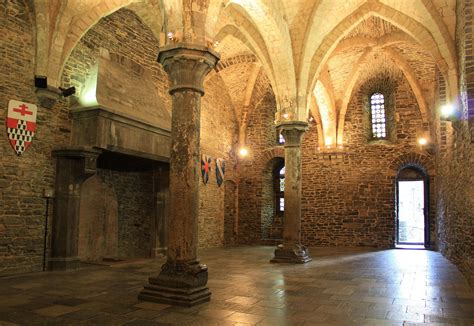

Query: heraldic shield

[216,158,225,187]
[6,100,37,156]
[201,154,212,184]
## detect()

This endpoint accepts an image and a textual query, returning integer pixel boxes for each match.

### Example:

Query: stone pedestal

[49,148,101,270]
[138,43,219,306]
[271,121,312,264]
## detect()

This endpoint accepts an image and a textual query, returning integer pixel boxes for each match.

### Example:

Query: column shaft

[167,91,201,262]
[139,43,219,307]
[271,121,311,264]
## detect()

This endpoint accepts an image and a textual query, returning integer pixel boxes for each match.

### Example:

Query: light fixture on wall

[34,75,48,88]
[59,86,76,97]
[418,137,427,146]
[440,103,455,120]
[238,147,249,157]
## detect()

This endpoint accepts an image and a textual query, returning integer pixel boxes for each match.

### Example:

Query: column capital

[158,42,220,95]
[277,121,308,147]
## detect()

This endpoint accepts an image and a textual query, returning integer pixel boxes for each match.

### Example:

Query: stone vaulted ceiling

[33,0,457,146]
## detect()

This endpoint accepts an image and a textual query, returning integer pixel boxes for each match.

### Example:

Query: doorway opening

[396,167,428,247]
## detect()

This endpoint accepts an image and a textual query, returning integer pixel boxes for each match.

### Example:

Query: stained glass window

[370,93,386,139]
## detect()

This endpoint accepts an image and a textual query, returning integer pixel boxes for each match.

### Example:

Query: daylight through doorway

[397,180,425,245]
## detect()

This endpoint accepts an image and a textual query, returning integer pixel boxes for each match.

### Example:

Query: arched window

[274,163,285,216]
[370,93,386,138]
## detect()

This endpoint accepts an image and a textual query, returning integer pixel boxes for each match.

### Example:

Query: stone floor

[0,246,473,325]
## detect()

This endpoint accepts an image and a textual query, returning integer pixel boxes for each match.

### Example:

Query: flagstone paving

[0,246,473,325]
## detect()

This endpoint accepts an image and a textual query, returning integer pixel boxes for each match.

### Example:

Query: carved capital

[277,121,308,147]
[158,42,220,95]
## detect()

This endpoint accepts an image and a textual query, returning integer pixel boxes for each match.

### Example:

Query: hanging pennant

[201,154,212,185]
[6,100,37,156]
[215,158,225,187]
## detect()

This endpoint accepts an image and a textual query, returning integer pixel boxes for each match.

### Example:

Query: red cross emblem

[13,104,33,116]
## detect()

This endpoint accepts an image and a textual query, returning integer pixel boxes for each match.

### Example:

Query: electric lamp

[238,147,249,157]
[440,104,454,119]
[418,138,427,146]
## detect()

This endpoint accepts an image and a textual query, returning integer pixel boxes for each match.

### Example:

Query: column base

[138,260,211,307]
[48,257,81,271]
[270,244,312,264]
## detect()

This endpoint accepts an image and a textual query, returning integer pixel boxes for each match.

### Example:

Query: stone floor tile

[153,311,196,324]
[257,316,305,326]
[225,296,260,306]
[196,307,235,319]
[363,317,403,325]
[0,247,472,325]
[133,302,171,311]
[225,311,266,323]
[33,304,81,317]
[0,320,20,326]
[61,308,105,321]
[386,310,425,323]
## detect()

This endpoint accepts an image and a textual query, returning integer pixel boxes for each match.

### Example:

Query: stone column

[271,121,312,263]
[139,43,219,306]
[49,148,101,270]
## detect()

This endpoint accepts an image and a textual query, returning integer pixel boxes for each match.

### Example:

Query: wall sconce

[418,138,427,146]
[238,147,249,157]
[34,75,47,88]
[440,103,457,121]
[59,86,76,97]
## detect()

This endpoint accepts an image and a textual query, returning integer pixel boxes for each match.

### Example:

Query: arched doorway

[396,167,429,247]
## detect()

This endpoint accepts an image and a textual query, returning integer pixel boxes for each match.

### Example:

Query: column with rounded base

[270,121,312,264]
[138,43,219,307]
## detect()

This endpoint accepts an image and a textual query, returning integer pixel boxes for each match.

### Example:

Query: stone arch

[46,0,165,87]
[214,19,277,105]
[337,46,430,145]
[223,2,296,117]
[257,147,285,167]
[60,7,163,102]
[388,153,435,177]
[215,54,258,72]
[300,1,457,118]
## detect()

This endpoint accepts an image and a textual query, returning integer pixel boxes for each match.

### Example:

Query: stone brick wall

[199,73,239,248]
[0,4,239,275]
[300,75,435,247]
[62,8,171,110]
[0,0,72,276]
[435,0,474,285]
[97,168,154,259]
[237,72,280,244]
[236,69,436,248]
[63,7,238,251]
